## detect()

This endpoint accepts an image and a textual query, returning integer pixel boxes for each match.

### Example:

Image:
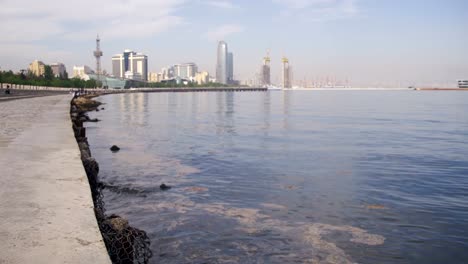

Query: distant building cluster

[20,35,465,89]
[24,36,376,89]
[147,63,210,85]
[255,51,293,88]
[28,60,67,78]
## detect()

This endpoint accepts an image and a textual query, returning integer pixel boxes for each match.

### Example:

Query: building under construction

[282,57,292,88]
[261,51,271,86]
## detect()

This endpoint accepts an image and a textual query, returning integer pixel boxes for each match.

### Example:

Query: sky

[0,0,467,87]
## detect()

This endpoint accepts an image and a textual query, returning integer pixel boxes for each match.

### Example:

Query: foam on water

[86,91,468,264]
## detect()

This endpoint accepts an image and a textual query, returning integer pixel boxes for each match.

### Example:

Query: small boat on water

[266,85,282,91]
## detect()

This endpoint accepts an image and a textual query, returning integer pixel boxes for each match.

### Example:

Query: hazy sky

[0,0,467,86]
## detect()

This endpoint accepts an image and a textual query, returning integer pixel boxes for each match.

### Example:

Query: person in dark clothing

[5,85,10,95]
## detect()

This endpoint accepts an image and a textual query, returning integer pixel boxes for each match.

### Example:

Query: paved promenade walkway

[0,89,68,102]
[0,95,111,263]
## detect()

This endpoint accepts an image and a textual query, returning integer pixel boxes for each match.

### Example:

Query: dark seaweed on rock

[110,145,121,152]
[71,96,152,264]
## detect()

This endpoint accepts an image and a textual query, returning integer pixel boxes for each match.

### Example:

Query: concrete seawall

[0,95,111,263]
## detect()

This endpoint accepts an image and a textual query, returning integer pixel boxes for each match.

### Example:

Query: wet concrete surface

[0,95,111,263]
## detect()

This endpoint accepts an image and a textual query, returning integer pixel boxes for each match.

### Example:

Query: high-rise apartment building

[282,57,291,88]
[28,60,45,77]
[112,49,148,81]
[50,62,66,78]
[148,72,158,83]
[195,71,210,85]
[72,65,94,80]
[216,41,228,84]
[174,63,198,79]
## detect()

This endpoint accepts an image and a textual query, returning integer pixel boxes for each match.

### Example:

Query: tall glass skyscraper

[216,41,228,84]
[227,52,233,83]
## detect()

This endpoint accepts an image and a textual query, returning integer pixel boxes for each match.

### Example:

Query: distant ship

[458,80,468,88]
[321,85,350,89]
[266,85,282,90]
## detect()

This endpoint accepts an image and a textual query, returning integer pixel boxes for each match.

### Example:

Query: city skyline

[0,0,467,87]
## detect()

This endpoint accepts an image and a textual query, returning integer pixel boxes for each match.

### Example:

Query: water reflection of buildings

[259,91,271,154]
[216,92,236,138]
[283,91,291,131]
[118,93,148,125]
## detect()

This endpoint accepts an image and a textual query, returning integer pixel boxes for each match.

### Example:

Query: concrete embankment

[0,89,68,102]
[0,95,111,263]
[70,95,152,263]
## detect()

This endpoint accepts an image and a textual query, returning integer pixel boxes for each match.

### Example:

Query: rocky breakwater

[70,95,152,264]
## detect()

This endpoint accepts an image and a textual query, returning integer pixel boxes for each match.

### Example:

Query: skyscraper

[112,49,148,81]
[227,52,233,83]
[216,41,228,84]
[261,51,271,86]
[282,57,291,88]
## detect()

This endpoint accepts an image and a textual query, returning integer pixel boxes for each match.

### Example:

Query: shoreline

[415,88,468,91]
[70,95,152,263]
[3,84,468,94]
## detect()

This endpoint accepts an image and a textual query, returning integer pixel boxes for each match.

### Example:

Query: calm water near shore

[86,91,468,263]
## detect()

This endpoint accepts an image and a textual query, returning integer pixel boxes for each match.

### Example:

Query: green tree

[20,70,27,81]
[71,77,84,88]
[85,79,97,88]
[44,65,54,81]
[60,70,69,80]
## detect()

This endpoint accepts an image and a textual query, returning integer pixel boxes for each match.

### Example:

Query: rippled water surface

[86,91,468,263]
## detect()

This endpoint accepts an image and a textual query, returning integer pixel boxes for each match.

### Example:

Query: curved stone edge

[70,94,153,263]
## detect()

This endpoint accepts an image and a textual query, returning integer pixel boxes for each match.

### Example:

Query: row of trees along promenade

[0,68,243,90]
[0,68,99,89]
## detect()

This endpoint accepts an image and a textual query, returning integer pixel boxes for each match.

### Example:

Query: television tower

[93,35,103,85]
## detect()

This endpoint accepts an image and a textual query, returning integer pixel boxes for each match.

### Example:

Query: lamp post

[0,67,3,89]
[20,69,27,89]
